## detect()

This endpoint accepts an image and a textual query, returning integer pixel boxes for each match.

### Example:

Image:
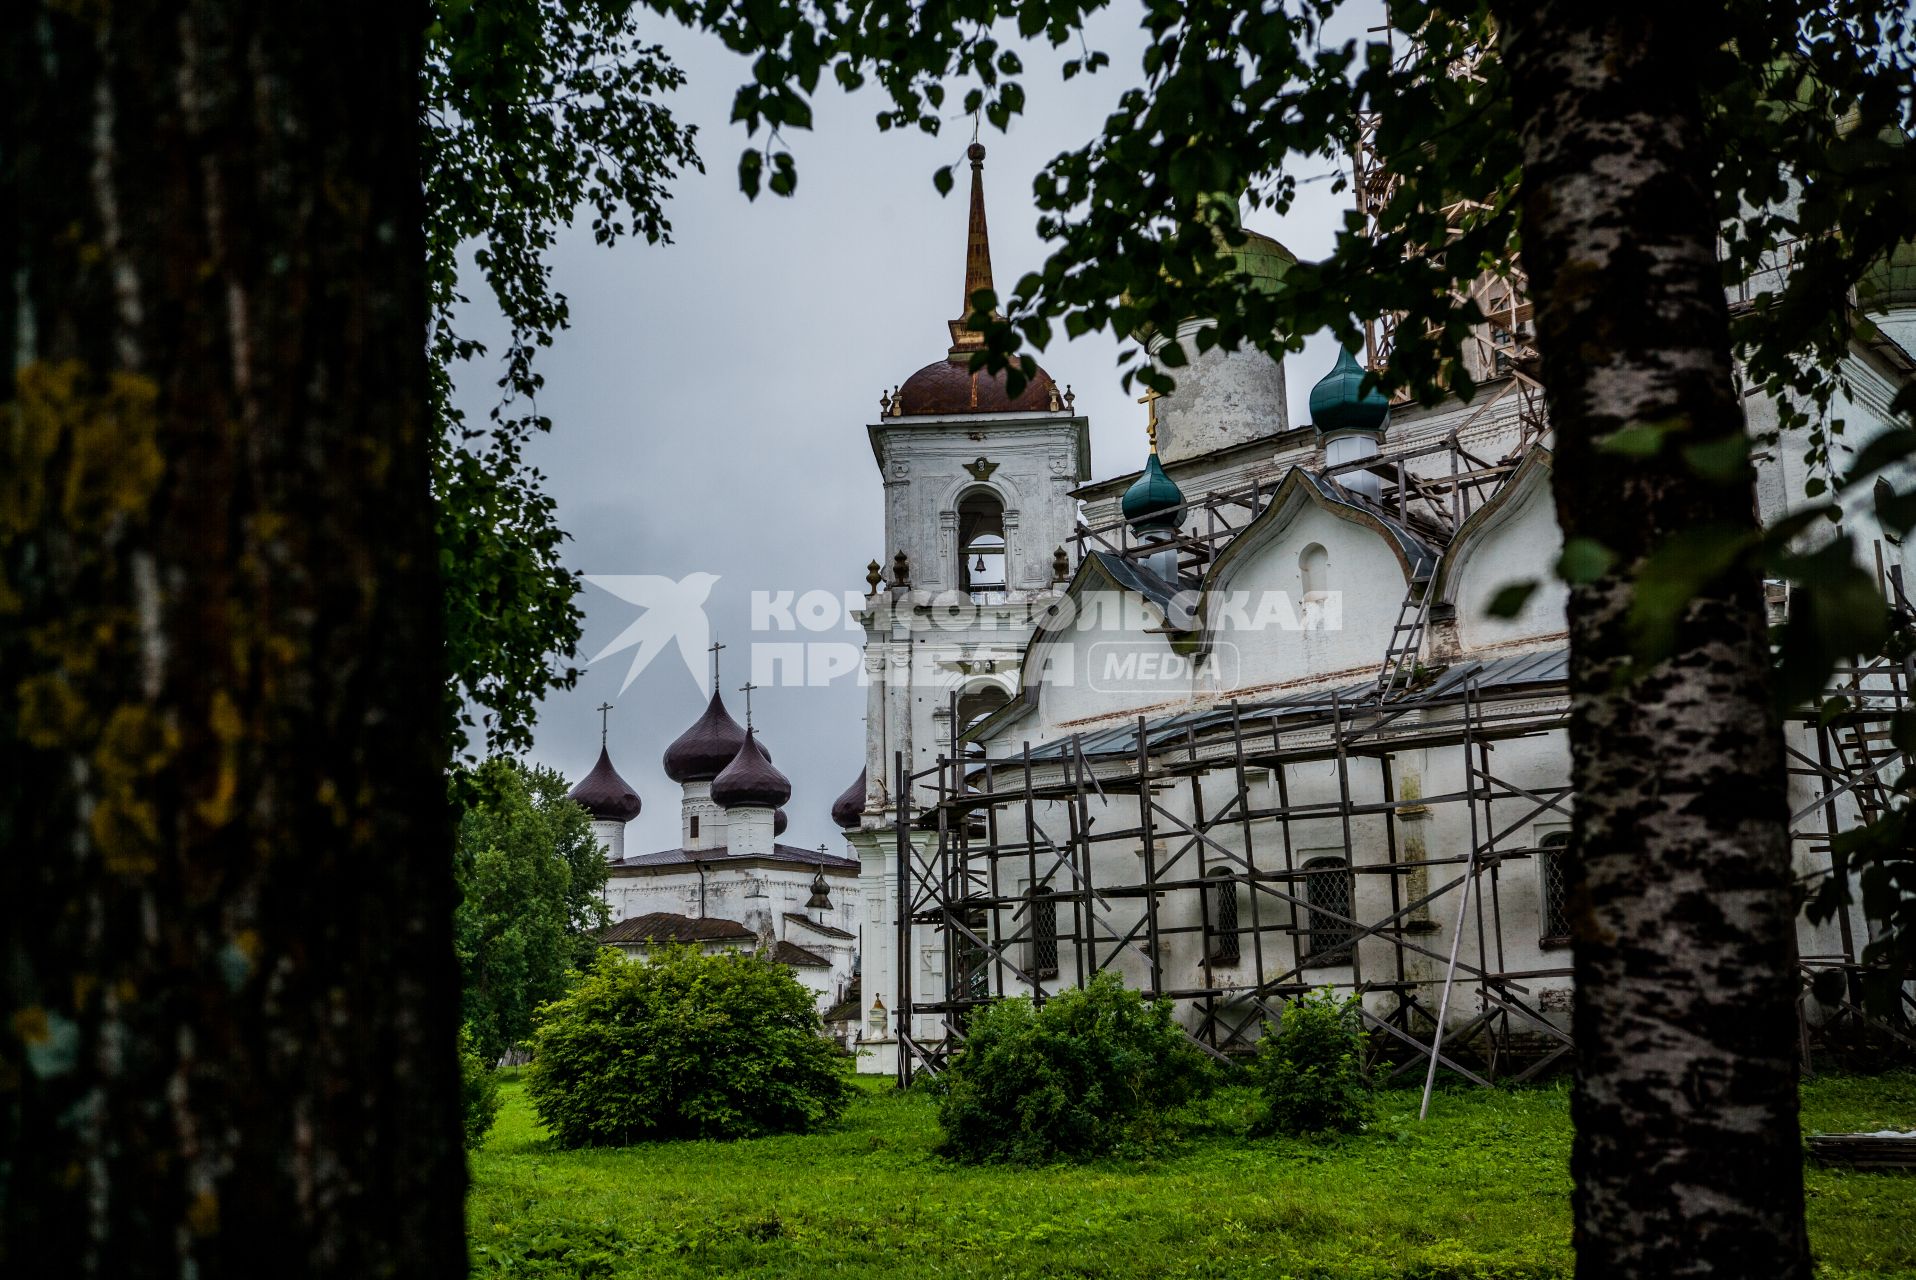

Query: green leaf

[1681,434,1751,482]
[1556,538,1615,584]
[1484,580,1539,619]
[1597,422,1677,457]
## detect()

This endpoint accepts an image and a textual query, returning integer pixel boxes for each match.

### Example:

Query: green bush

[462,1028,502,1150]
[932,972,1214,1163]
[1254,988,1372,1135]
[526,946,852,1146]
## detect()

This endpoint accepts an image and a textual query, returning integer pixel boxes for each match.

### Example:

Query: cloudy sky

[452,3,1383,857]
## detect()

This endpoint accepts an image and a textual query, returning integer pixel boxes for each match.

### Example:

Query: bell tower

[846,144,1092,1074]
[857,143,1090,806]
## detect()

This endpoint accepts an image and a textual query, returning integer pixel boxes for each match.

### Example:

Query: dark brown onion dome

[568,747,642,823]
[831,769,867,829]
[895,357,1059,416]
[773,808,789,837]
[710,732,791,810]
[662,689,761,783]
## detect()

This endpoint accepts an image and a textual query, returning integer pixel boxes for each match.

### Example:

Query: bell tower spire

[948,142,997,355]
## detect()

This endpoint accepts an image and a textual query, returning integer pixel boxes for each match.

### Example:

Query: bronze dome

[895,357,1059,416]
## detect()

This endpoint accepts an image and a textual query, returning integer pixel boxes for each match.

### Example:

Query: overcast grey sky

[452,3,1381,857]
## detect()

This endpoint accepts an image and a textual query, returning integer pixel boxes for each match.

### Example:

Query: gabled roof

[1201,466,1438,599]
[766,939,832,968]
[784,912,855,940]
[1427,446,1554,607]
[966,465,1439,746]
[600,913,754,945]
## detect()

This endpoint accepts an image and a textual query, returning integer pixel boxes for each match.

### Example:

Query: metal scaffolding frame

[890,562,1914,1091]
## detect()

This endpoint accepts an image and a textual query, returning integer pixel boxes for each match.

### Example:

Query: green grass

[467,1071,1916,1279]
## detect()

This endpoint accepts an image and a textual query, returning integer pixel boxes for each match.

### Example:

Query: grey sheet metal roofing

[615,843,860,871]
[1016,646,1566,762]
[1086,549,1187,615]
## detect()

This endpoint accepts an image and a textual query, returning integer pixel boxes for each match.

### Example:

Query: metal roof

[1014,647,1566,762]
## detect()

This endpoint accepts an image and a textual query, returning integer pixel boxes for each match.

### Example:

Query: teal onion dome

[1308,347,1389,434]
[1121,452,1186,534]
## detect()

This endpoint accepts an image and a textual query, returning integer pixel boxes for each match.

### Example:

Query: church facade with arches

[828,148,1915,1081]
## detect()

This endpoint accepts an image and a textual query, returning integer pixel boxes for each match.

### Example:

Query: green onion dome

[1308,347,1389,435]
[1129,196,1297,344]
[1121,452,1186,534]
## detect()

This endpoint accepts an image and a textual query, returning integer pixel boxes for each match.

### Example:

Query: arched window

[1205,867,1240,963]
[1301,855,1354,966]
[1539,831,1572,945]
[1300,542,1330,600]
[958,490,1007,596]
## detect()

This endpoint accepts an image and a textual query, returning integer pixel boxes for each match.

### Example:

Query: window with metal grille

[1206,867,1240,963]
[1302,856,1354,967]
[1540,831,1571,946]
[1027,886,1059,978]
[955,908,992,1002]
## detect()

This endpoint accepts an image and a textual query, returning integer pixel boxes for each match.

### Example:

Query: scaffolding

[888,557,1915,1091]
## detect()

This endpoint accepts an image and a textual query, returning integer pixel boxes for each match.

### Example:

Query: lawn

[468,1071,1916,1279]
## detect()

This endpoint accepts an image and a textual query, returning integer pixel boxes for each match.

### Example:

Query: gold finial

[948,143,996,355]
[1138,389,1163,454]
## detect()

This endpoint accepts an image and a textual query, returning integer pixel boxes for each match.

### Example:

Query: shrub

[461,1028,502,1150]
[933,971,1214,1163]
[526,946,852,1146]
[1254,988,1372,1135]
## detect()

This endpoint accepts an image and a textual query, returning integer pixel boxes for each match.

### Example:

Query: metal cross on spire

[596,702,613,747]
[738,680,759,731]
[1138,389,1164,454]
[707,637,726,694]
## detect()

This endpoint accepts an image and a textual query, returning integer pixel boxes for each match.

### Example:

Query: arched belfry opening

[956,680,1011,735]
[957,489,1007,598]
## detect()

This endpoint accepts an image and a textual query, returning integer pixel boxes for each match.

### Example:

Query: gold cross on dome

[1137,388,1164,453]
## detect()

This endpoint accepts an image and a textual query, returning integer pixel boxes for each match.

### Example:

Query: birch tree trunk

[2,4,464,1276]
[1496,5,1811,1275]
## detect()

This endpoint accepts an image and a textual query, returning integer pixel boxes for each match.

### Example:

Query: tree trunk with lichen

[2,5,463,1276]
[1497,4,1811,1276]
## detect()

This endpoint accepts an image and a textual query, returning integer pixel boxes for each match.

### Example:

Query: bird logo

[583,573,721,694]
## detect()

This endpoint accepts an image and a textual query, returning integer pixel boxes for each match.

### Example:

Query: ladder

[1373,577,1433,701]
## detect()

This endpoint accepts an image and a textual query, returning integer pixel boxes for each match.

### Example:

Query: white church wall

[1445,468,1569,654]
[1216,503,1411,692]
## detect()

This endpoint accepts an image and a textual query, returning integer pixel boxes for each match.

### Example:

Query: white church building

[832,147,1914,1078]
[568,684,862,1017]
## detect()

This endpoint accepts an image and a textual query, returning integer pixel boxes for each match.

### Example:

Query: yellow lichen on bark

[3,359,164,537]
[90,705,181,875]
